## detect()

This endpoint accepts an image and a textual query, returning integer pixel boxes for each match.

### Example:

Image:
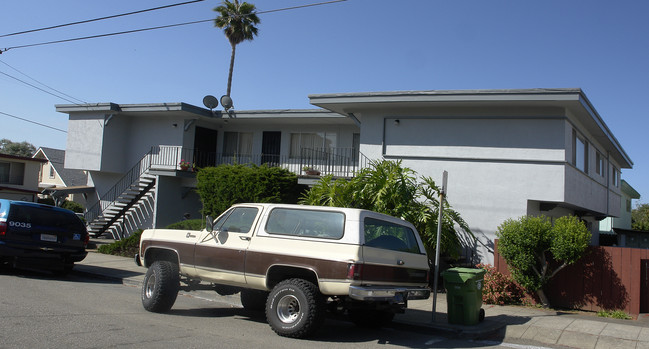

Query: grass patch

[597,309,632,320]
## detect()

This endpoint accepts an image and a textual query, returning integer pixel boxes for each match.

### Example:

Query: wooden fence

[494,241,649,316]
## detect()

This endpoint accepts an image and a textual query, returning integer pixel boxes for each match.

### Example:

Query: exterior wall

[65,113,105,171]
[358,106,621,263]
[153,176,203,228]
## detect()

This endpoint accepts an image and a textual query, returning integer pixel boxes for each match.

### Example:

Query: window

[572,130,588,173]
[214,207,258,233]
[363,217,420,254]
[265,208,344,239]
[595,151,605,177]
[49,165,55,179]
[289,132,337,158]
[626,199,632,213]
[612,166,620,187]
[223,132,253,157]
[0,161,24,185]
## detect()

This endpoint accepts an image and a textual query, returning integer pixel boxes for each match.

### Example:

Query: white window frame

[572,130,588,173]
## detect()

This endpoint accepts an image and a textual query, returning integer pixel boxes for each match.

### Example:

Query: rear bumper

[348,285,430,302]
[0,241,87,263]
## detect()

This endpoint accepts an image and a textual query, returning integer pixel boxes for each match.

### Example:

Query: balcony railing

[150,145,368,177]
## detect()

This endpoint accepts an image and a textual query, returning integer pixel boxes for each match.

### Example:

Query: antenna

[220,95,233,111]
[202,95,218,110]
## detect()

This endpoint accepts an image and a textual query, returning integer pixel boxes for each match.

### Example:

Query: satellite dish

[203,95,219,109]
[220,95,234,110]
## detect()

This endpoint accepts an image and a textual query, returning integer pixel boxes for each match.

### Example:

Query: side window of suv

[363,217,420,254]
[215,207,258,233]
[266,208,344,239]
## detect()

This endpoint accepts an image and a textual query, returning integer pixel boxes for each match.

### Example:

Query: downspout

[347,112,361,127]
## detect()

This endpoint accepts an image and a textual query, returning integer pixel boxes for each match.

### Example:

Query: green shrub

[61,200,84,213]
[97,230,142,257]
[196,164,306,217]
[477,263,525,305]
[165,219,203,230]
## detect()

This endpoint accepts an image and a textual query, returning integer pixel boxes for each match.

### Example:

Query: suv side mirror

[206,216,214,232]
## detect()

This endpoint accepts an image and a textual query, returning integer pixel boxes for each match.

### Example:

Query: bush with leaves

[97,230,142,257]
[196,164,306,218]
[632,203,649,231]
[477,264,525,305]
[496,215,591,308]
[300,159,474,259]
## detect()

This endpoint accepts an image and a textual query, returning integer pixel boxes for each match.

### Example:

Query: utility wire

[0,0,347,54]
[0,70,80,104]
[0,0,205,38]
[0,111,67,133]
[0,59,87,104]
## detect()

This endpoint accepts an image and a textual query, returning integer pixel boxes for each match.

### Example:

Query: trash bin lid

[442,267,486,283]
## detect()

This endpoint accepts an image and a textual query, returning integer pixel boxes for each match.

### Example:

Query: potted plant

[302,166,320,176]
[179,159,194,171]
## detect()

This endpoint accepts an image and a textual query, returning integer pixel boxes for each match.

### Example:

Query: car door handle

[397,260,405,265]
[186,232,196,238]
[240,236,251,241]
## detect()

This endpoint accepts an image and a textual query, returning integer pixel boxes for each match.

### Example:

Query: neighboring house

[599,180,644,247]
[0,153,47,202]
[57,88,633,264]
[33,147,89,207]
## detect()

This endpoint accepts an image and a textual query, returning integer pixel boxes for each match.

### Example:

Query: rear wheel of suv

[141,261,179,313]
[265,278,325,338]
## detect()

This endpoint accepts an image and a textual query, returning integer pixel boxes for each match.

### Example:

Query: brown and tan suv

[136,203,430,338]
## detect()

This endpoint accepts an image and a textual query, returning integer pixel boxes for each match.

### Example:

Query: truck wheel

[141,261,179,313]
[348,309,395,328]
[266,279,325,338]
[241,289,269,311]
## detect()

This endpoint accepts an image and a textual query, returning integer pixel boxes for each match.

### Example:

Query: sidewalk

[76,250,649,349]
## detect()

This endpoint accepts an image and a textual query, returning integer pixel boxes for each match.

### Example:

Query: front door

[193,205,260,285]
[194,127,218,167]
[261,131,281,166]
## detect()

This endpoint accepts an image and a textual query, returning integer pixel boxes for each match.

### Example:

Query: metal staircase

[85,150,157,239]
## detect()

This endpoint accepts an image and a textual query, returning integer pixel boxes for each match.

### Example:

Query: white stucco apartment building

[57,88,633,263]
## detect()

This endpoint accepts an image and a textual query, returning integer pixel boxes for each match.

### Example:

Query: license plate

[41,234,57,242]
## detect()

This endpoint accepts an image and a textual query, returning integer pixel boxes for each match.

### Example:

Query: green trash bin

[442,267,486,325]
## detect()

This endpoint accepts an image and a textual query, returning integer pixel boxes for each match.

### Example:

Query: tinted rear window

[364,217,420,254]
[8,205,85,232]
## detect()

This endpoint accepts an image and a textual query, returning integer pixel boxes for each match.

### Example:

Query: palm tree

[214,0,260,98]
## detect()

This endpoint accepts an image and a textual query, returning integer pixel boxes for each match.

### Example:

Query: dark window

[266,208,344,239]
[363,217,420,254]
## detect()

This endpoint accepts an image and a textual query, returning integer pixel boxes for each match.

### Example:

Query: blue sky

[1,0,647,202]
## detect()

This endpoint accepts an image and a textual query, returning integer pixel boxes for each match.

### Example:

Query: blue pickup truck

[0,199,89,274]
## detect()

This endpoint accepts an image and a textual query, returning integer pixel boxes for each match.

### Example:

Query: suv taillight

[0,221,6,236]
[347,263,363,280]
[83,233,89,247]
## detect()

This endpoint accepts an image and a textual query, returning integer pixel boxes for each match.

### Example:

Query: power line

[0,70,80,104]
[0,111,67,133]
[0,0,205,38]
[0,0,347,54]
[0,59,87,104]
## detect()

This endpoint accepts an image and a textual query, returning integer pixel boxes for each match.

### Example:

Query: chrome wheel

[145,273,156,299]
[276,294,300,323]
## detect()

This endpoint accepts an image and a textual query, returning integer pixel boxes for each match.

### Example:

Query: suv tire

[141,261,179,313]
[265,278,325,338]
[241,289,269,311]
